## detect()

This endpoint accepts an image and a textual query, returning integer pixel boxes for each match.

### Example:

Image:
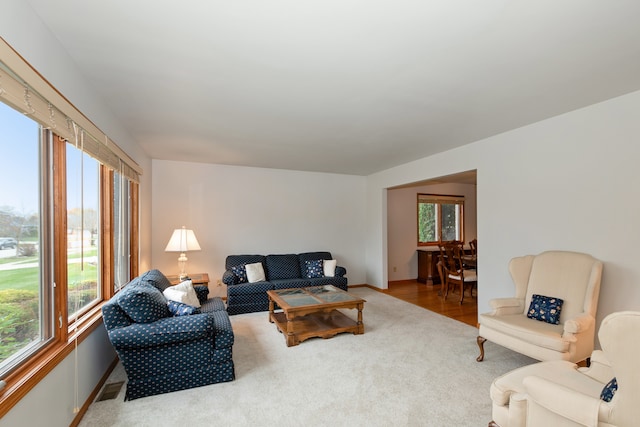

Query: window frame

[417,193,465,246]
[0,132,140,418]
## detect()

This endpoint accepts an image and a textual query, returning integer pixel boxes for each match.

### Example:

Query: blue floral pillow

[167,300,200,316]
[527,294,564,325]
[305,259,324,278]
[231,264,248,283]
[600,377,618,402]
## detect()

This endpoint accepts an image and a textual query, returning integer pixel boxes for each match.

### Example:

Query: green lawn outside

[0,260,98,292]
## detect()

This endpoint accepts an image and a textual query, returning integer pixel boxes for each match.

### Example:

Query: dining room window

[417,193,464,246]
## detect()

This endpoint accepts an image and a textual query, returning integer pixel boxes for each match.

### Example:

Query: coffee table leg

[268,296,274,323]
[285,312,298,346]
[356,303,364,334]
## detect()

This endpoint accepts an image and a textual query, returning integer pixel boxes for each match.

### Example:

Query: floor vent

[96,381,124,401]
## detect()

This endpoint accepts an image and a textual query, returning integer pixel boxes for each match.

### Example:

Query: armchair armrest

[489,297,524,315]
[563,312,595,335]
[524,375,601,427]
[194,285,209,303]
[222,270,237,286]
[108,314,214,349]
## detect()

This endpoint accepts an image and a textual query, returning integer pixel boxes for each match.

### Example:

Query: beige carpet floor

[80,287,536,427]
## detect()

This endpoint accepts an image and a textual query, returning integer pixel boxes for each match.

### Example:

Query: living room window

[417,193,465,246]
[66,142,101,320]
[113,171,132,292]
[0,55,141,416]
[0,102,54,378]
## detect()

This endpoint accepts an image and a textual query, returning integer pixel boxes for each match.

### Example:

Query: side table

[166,273,210,287]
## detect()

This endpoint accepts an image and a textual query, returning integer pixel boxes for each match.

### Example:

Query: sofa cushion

[117,282,170,323]
[266,254,301,280]
[305,259,324,278]
[272,278,313,290]
[227,281,273,296]
[225,255,265,270]
[479,312,568,352]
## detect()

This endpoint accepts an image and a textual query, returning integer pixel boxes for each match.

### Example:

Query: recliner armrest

[489,297,524,315]
[523,375,602,426]
[108,314,214,349]
[578,350,614,384]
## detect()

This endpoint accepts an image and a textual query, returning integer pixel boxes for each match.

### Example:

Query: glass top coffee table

[267,285,366,347]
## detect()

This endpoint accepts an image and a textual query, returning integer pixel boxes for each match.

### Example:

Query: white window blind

[0,39,141,182]
[418,194,464,205]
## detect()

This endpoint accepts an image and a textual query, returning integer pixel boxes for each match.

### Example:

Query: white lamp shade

[164,226,201,252]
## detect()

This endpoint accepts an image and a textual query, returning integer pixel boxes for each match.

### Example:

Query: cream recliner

[488,311,639,427]
[477,250,603,364]
[489,350,612,427]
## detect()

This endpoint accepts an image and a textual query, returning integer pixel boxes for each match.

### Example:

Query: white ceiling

[25,1,640,176]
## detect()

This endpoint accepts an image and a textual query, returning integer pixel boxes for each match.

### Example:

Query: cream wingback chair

[477,251,603,363]
[524,311,640,427]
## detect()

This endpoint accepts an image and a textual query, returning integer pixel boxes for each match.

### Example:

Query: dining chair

[439,242,477,304]
[470,238,477,256]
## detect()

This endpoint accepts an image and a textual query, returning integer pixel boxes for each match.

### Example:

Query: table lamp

[164,226,201,280]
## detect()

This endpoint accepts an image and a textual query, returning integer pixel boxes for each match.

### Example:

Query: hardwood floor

[365,279,478,328]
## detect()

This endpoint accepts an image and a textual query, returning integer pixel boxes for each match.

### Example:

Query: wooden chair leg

[477,336,487,362]
[459,281,465,304]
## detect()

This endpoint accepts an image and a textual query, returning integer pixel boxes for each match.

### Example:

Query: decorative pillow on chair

[323,259,337,277]
[231,264,248,284]
[600,377,618,402]
[246,262,266,283]
[167,300,201,316]
[305,260,324,278]
[527,294,564,325]
[163,280,201,308]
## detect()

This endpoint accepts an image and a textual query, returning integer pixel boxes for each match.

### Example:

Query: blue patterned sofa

[223,251,348,315]
[102,269,235,400]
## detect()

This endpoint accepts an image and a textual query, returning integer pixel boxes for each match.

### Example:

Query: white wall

[1,1,151,424]
[151,160,367,297]
[367,89,640,331]
[387,182,477,281]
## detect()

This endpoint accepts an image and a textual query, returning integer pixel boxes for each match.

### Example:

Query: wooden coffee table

[267,285,365,347]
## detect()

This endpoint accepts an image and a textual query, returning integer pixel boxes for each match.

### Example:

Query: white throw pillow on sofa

[246,262,266,283]
[323,259,337,277]
[163,280,201,308]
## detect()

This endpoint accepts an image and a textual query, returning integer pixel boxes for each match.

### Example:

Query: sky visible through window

[0,101,98,213]
[0,102,39,214]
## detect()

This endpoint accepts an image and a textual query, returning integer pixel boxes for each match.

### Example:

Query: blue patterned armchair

[102,269,235,400]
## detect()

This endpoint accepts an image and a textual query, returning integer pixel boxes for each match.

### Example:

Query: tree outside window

[417,194,464,245]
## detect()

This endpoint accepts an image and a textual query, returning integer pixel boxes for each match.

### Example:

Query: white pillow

[246,262,266,283]
[163,280,201,308]
[323,259,337,277]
